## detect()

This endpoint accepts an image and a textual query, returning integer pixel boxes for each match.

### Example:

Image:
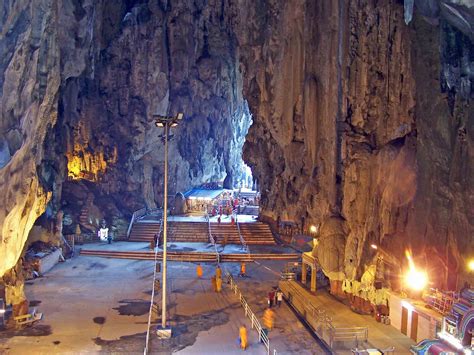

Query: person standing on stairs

[196,264,203,278]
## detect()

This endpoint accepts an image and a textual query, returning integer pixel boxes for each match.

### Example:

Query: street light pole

[161,121,169,331]
[154,112,184,338]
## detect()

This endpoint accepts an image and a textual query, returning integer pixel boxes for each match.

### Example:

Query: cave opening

[0,1,473,352]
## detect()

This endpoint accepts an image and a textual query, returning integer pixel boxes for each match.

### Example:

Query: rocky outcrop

[0,0,472,300]
[235,0,473,290]
[0,0,251,279]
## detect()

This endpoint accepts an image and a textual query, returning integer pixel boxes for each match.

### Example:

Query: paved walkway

[223,261,325,354]
[279,280,415,353]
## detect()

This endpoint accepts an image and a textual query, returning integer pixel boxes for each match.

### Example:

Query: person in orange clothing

[216,276,222,292]
[196,264,203,278]
[239,325,248,350]
[216,265,222,279]
[211,276,217,292]
[239,262,246,277]
[263,308,275,330]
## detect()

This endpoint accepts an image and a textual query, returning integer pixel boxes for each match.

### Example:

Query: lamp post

[154,112,184,338]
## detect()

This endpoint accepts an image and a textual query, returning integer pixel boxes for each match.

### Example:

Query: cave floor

[0,252,320,354]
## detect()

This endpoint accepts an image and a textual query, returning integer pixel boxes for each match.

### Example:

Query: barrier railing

[205,213,220,263]
[282,280,369,351]
[235,212,248,252]
[127,207,148,238]
[144,217,164,355]
[283,280,332,326]
[226,272,276,355]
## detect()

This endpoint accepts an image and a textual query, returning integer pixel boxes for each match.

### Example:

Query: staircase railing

[127,207,148,239]
[235,212,248,252]
[144,216,164,354]
[227,272,276,355]
[205,213,220,263]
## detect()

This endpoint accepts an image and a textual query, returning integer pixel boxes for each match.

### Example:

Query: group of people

[196,264,224,293]
[195,262,285,351]
[267,288,283,308]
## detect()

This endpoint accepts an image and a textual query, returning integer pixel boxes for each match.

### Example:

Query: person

[240,262,246,277]
[196,264,203,278]
[216,276,222,292]
[268,290,275,308]
[276,290,283,307]
[231,215,235,225]
[218,215,221,224]
[216,265,222,279]
[99,223,109,242]
[263,308,275,330]
[239,325,248,350]
[211,276,217,292]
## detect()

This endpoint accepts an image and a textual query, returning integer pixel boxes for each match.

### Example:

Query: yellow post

[310,266,317,292]
[302,262,307,284]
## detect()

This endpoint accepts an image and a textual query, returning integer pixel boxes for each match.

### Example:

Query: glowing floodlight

[468,259,474,271]
[371,244,378,250]
[404,250,428,291]
[310,225,317,233]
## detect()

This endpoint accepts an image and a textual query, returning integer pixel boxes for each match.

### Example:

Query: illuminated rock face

[0,0,472,293]
[234,0,473,289]
[0,0,250,277]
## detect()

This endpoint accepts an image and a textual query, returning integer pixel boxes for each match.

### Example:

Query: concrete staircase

[128,222,161,242]
[239,222,275,245]
[210,223,241,244]
[128,220,275,245]
[168,222,209,243]
[129,221,210,243]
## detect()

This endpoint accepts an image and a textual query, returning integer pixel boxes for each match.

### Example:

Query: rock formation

[234,0,473,291]
[0,0,472,309]
[0,0,251,300]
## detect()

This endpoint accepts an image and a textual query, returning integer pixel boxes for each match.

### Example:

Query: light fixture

[310,225,317,233]
[468,259,474,271]
[404,250,428,291]
[152,111,185,340]
[371,244,378,250]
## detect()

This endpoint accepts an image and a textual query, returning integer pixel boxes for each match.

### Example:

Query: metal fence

[143,218,164,355]
[205,213,220,262]
[235,212,248,252]
[227,272,277,355]
[127,207,147,238]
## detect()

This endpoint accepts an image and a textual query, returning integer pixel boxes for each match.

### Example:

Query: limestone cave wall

[0,0,472,297]
[0,0,250,279]
[234,0,473,289]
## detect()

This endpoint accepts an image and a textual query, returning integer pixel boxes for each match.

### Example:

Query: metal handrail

[283,280,369,349]
[227,272,276,355]
[127,207,148,238]
[205,212,220,262]
[235,211,248,252]
[283,280,333,327]
[144,217,164,354]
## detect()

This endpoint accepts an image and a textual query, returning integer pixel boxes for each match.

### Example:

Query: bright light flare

[404,250,428,291]
[468,259,474,271]
[370,244,378,250]
[310,225,317,233]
